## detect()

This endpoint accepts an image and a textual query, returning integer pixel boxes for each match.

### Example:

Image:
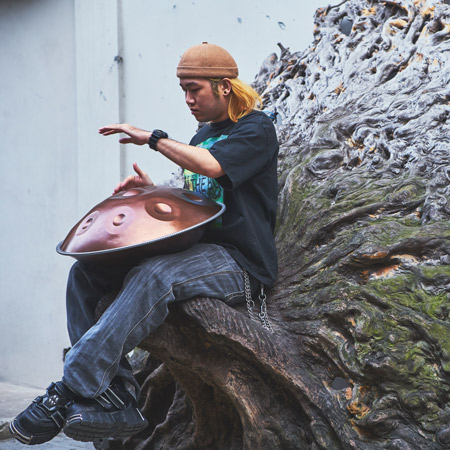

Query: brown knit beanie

[177,42,239,78]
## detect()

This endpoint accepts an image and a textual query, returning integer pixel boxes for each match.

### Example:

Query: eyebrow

[180,81,202,89]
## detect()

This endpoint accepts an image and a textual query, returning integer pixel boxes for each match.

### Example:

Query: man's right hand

[99,123,151,146]
[113,162,154,194]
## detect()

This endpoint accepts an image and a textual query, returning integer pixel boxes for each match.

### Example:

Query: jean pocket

[223,291,246,306]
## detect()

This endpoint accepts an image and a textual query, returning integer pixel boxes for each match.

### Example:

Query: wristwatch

[148,129,169,151]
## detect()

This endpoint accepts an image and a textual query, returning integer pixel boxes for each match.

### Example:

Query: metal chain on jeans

[243,271,274,333]
[244,270,256,322]
[258,286,274,333]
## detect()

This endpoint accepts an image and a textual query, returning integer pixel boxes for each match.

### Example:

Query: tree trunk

[96,0,450,448]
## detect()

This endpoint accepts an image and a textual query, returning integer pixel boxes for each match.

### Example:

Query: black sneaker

[9,381,76,445]
[64,380,148,442]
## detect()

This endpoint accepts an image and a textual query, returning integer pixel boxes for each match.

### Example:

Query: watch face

[155,130,168,138]
[149,130,168,149]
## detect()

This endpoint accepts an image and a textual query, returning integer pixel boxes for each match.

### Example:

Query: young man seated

[10,42,278,445]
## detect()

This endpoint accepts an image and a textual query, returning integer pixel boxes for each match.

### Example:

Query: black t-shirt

[185,110,279,287]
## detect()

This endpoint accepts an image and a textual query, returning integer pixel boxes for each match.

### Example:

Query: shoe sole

[64,407,148,441]
[9,419,61,445]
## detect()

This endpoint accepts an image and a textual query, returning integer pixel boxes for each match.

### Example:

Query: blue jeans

[63,243,246,398]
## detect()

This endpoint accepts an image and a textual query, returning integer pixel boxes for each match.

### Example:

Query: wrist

[148,129,169,151]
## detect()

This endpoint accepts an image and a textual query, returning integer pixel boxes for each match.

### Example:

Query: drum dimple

[154,203,173,215]
[75,211,99,236]
[113,213,127,226]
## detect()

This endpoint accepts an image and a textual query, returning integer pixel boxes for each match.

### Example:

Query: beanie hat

[177,42,239,78]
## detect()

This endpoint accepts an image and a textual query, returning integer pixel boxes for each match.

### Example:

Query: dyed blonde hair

[210,78,262,122]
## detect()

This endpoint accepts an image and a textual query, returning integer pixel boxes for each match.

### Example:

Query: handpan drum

[56,186,225,265]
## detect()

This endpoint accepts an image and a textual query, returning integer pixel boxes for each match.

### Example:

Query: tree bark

[97,0,450,448]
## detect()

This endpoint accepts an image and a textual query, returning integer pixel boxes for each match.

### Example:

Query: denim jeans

[63,243,246,398]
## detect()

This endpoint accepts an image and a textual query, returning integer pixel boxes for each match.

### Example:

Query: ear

[220,78,232,97]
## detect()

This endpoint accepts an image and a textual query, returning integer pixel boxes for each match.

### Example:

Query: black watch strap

[148,129,169,151]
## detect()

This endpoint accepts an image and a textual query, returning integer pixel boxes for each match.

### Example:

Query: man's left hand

[113,162,154,194]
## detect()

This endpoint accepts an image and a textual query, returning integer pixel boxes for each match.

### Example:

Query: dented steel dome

[56,186,225,264]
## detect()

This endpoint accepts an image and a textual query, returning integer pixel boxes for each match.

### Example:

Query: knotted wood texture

[97,1,450,448]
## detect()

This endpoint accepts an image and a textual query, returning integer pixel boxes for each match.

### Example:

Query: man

[10,42,278,445]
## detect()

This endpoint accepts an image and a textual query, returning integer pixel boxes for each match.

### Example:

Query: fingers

[99,124,124,135]
[99,123,150,145]
[99,124,134,144]
[113,182,125,195]
[133,162,145,177]
[113,175,134,194]
[98,128,112,134]
[112,167,154,195]
[133,162,154,186]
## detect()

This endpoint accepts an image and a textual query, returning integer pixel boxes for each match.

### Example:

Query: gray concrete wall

[0,0,78,387]
[0,0,327,389]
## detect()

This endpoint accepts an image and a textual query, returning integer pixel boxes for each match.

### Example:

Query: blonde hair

[210,78,262,122]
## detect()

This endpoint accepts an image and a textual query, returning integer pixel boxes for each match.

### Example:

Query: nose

[185,91,195,105]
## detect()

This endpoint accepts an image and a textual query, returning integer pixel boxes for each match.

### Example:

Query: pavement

[0,382,94,449]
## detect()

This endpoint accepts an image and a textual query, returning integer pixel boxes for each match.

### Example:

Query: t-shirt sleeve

[208,115,276,190]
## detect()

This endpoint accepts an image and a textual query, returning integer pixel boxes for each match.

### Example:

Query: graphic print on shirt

[184,135,227,226]
[183,135,227,203]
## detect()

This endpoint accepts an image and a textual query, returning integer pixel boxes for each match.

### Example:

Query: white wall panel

[0,0,77,387]
[74,0,122,213]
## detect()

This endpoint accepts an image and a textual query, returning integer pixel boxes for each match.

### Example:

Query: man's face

[179,78,229,123]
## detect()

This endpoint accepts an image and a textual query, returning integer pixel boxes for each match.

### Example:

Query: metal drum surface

[56,186,225,265]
